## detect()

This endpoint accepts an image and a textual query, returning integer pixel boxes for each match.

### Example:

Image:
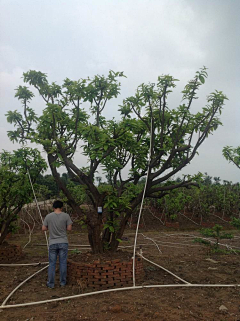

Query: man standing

[42,200,73,288]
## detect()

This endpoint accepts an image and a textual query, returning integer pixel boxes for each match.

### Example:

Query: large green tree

[6,67,228,253]
[0,148,46,244]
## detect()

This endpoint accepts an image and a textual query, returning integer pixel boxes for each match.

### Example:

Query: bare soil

[69,250,133,264]
[0,220,240,321]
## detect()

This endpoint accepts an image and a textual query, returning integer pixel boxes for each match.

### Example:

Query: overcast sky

[0,0,239,183]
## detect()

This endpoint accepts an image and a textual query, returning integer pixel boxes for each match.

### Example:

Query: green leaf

[199,75,205,84]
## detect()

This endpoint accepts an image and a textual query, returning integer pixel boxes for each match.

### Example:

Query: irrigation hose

[20,217,35,250]
[2,165,238,310]
[1,232,239,308]
[137,253,190,284]
[139,233,162,254]
[1,265,49,307]
[0,283,239,310]
[22,210,36,249]
[27,169,49,249]
[133,116,153,286]
[0,262,48,267]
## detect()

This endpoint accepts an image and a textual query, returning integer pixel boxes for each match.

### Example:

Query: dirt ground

[0,221,240,321]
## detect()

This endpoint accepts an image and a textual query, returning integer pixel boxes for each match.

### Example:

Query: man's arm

[66,214,73,231]
[67,224,72,231]
[42,215,48,231]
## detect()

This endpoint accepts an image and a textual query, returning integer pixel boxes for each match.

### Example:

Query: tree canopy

[0,148,47,244]
[6,67,228,252]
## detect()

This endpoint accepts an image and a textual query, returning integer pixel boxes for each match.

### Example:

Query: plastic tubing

[27,169,49,249]
[120,243,179,249]
[0,283,239,310]
[137,253,190,284]
[148,208,164,224]
[22,210,36,249]
[179,212,200,225]
[133,117,153,286]
[139,233,162,254]
[141,239,202,248]
[177,233,240,250]
[160,232,240,250]
[20,217,35,249]
[1,265,49,306]
[0,262,48,267]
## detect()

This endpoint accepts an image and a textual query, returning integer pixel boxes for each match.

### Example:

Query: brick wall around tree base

[67,256,144,290]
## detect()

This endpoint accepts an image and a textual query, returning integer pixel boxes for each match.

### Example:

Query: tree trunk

[88,224,103,253]
[109,197,143,252]
[48,153,106,253]
[47,151,146,254]
[85,209,104,253]
[0,206,22,245]
[0,220,11,245]
[48,154,83,217]
[109,233,120,252]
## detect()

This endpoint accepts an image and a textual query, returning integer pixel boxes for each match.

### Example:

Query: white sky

[0,0,239,183]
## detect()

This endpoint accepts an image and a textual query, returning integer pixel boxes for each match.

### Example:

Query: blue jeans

[47,243,68,288]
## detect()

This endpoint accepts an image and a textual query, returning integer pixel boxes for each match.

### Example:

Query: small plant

[103,241,111,251]
[70,249,82,255]
[200,224,233,249]
[193,238,211,246]
[145,265,157,272]
[231,217,240,230]
[211,248,240,254]
[170,214,178,221]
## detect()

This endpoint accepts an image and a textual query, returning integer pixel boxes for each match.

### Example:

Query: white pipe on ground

[0,262,48,267]
[1,265,49,307]
[133,117,153,286]
[0,283,239,309]
[138,253,190,284]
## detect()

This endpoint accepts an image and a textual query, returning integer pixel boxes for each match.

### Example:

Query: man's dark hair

[53,200,63,209]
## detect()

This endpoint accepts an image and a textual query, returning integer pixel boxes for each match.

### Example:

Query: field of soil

[0,216,240,321]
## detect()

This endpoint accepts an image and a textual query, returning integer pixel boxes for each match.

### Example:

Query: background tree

[0,148,46,244]
[6,67,228,253]
[195,224,233,252]
[231,217,240,230]
[223,146,240,169]
[35,174,59,199]
[203,172,212,185]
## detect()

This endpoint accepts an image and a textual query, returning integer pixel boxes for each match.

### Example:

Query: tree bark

[48,154,83,217]
[86,210,103,253]
[0,217,15,245]
[0,224,10,245]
